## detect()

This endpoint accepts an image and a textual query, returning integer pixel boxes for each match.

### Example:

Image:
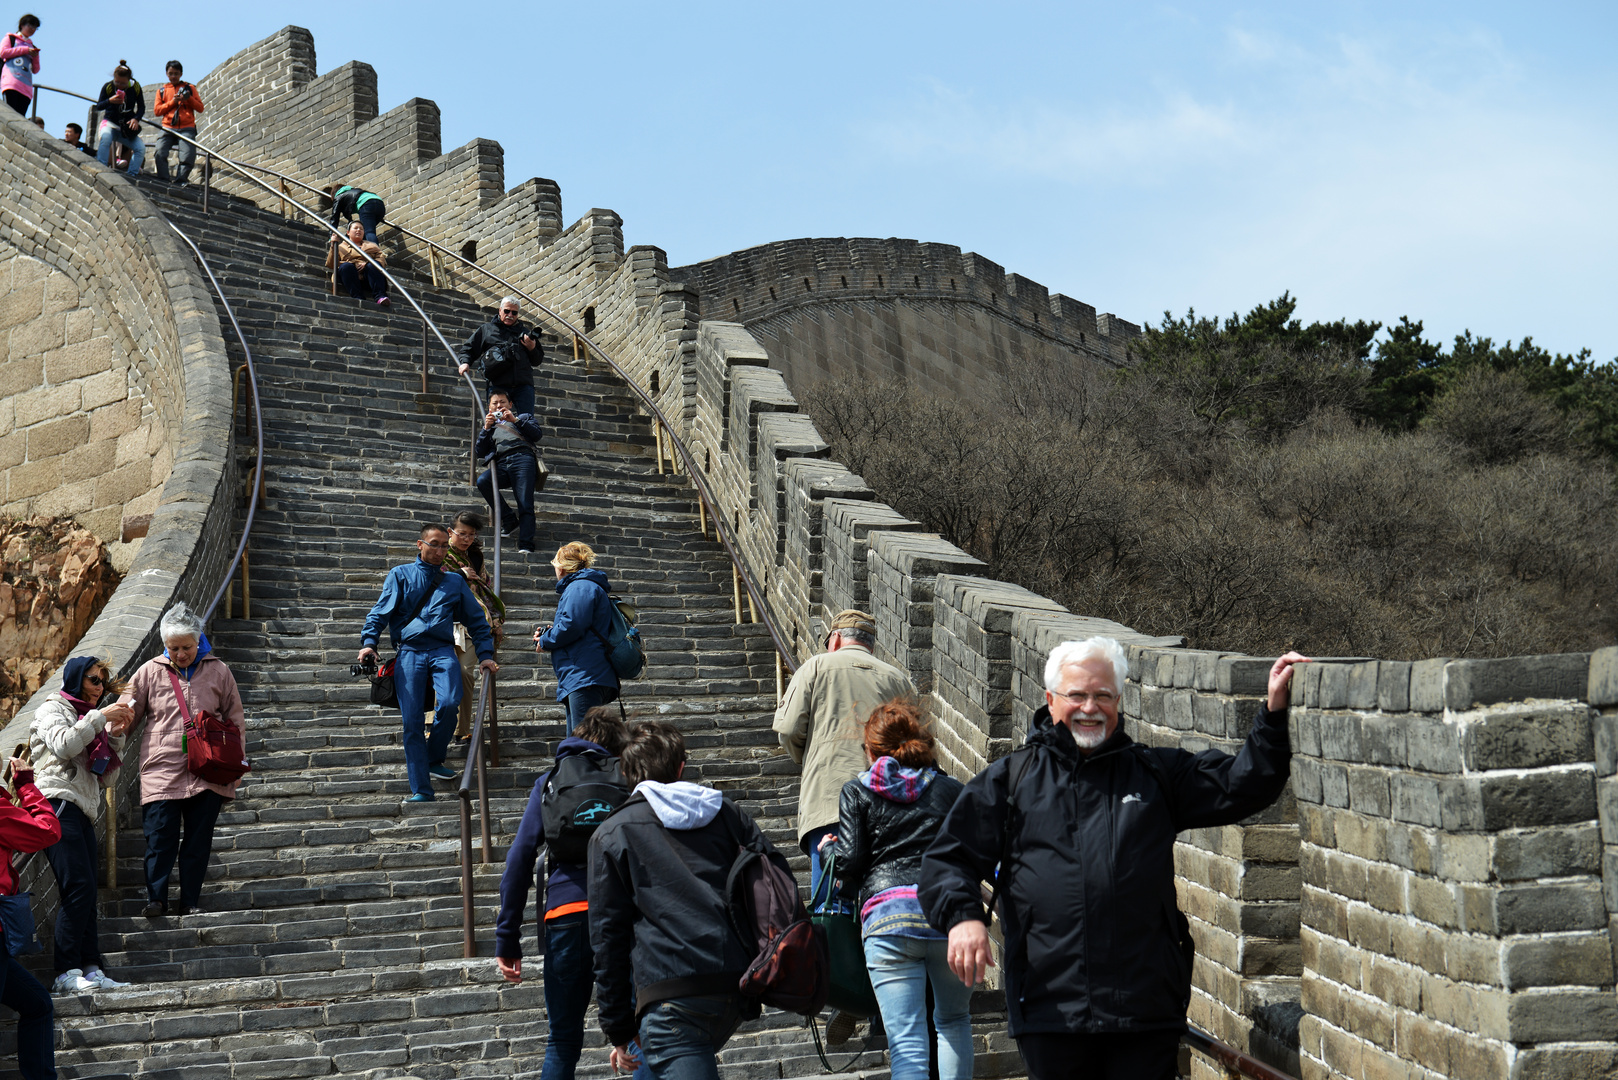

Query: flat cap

[829,609,877,637]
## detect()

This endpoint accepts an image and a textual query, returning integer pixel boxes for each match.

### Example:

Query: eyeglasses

[499,309,519,317]
[84,674,105,687]
[422,540,449,549]
[1052,690,1117,707]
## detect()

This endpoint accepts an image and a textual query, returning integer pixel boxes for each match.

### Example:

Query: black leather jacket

[831,767,964,907]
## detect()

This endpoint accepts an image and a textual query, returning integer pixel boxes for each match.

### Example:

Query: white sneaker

[51,968,96,994]
[83,966,130,990]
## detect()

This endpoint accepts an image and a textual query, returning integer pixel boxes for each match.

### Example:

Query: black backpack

[541,751,631,864]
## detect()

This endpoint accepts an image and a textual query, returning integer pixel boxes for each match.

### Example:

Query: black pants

[336,260,387,299]
[43,800,103,974]
[1017,1030,1181,1080]
[3,89,28,115]
[0,936,55,1079]
[143,790,224,908]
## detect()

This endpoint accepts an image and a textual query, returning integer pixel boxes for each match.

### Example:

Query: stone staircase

[0,182,1014,1080]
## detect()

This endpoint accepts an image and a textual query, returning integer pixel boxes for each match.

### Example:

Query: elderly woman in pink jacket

[120,603,246,918]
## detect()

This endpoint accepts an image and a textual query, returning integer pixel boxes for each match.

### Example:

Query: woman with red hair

[828,700,973,1080]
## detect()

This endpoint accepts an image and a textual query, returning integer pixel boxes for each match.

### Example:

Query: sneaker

[824,1010,859,1047]
[82,967,130,990]
[52,969,96,995]
[406,792,436,803]
[428,764,456,781]
[141,901,167,919]
[376,295,390,307]
[518,547,535,554]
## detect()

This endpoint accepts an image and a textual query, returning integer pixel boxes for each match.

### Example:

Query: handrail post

[202,152,211,214]
[104,787,116,890]
[240,550,251,620]
[732,563,743,625]
[429,248,440,290]
[775,651,784,704]
[654,423,665,475]
[572,335,580,364]
[330,236,339,296]
[459,791,476,957]
[279,177,287,219]
[698,498,707,538]
[476,718,493,864]
[421,321,429,394]
[487,677,502,769]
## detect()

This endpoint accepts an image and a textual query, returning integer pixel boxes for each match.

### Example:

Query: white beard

[1070,722,1108,749]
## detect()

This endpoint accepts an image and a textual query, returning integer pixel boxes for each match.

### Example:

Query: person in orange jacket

[153,59,203,185]
[0,752,63,1077]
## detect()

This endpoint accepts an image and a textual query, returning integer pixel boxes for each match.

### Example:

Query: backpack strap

[985,745,1037,920]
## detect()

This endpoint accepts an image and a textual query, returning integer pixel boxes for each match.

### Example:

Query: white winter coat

[30,694,126,817]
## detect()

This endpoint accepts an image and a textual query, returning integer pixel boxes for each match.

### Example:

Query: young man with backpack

[497,708,634,1080]
[590,720,800,1080]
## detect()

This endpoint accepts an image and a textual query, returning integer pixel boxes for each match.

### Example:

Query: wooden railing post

[104,787,116,890]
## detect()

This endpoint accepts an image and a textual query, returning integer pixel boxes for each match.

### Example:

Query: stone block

[1377,661,1412,713]
[1410,658,1449,713]
[1407,717,1462,773]
[1493,881,1608,934]
[1478,767,1596,829]
[6,457,60,500]
[1218,656,1272,696]
[1318,713,1362,761]
[0,357,42,398]
[1502,932,1615,989]
[1360,715,1407,766]
[1590,646,1618,707]
[1494,823,1601,881]
[1462,703,1594,771]
[1391,774,1441,827]
[80,366,127,410]
[43,335,117,383]
[14,382,79,426]
[1346,662,1378,709]
[1507,989,1618,1043]
[25,414,87,462]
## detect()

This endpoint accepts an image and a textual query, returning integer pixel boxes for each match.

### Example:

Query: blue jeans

[396,645,460,797]
[563,685,612,736]
[638,994,745,1080]
[143,789,224,909]
[336,261,388,300]
[478,452,538,550]
[541,912,650,1080]
[154,126,196,181]
[488,382,535,419]
[44,800,103,974]
[803,824,854,916]
[0,936,56,1079]
[97,125,145,176]
[356,197,386,243]
[863,936,973,1080]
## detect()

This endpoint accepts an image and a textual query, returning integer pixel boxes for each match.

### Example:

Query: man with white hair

[919,637,1309,1080]
[457,296,542,419]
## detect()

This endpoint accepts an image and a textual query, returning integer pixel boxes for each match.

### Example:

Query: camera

[178,86,190,99]
[350,660,377,677]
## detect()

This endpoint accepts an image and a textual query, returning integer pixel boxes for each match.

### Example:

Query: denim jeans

[563,685,613,736]
[355,197,386,243]
[395,645,461,796]
[0,936,56,1078]
[477,451,538,550]
[97,125,145,176]
[143,789,224,909]
[541,911,593,1080]
[44,800,103,974]
[863,935,974,1080]
[637,993,745,1080]
[336,261,388,300]
[802,823,854,916]
[155,126,196,181]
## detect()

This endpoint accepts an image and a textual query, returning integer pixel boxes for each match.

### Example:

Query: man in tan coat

[773,609,915,909]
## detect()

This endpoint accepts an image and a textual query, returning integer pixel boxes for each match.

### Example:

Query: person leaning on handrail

[445,510,506,742]
[152,59,203,186]
[94,60,145,178]
[826,700,971,1080]
[0,748,63,1079]
[324,182,386,243]
[457,296,541,418]
[1,14,40,116]
[475,390,544,555]
[119,603,248,918]
[918,638,1309,1080]
[31,656,134,993]
[324,220,391,307]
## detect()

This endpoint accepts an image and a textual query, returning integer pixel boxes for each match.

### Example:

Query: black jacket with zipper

[918,703,1291,1037]
[833,769,965,907]
[588,792,773,1046]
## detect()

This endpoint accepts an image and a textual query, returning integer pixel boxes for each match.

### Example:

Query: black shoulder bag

[370,568,444,708]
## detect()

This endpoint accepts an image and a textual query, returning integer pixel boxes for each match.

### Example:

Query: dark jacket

[495,736,607,959]
[589,786,768,1046]
[833,761,965,907]
[457,318,541,388]
[918,704,1292,1037]
[94,80,144,131]
[537,568,617,701]
[474,410,544,464]
[329,185,383,228]
[361,557,495,659]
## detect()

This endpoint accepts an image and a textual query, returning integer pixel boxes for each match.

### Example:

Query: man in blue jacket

[358,524,498,801]
[496,709,642,1080]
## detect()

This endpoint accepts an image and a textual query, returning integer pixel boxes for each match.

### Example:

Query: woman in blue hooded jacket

[534,542,618,734]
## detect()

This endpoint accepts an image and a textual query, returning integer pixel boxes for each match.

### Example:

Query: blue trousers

[44,800,103,974]
[563,686,612,736]
[802,823,854,916]
[864,936,974,1080]
[336,261,387,299]
[638,994,745,1080]
[356,197,386,243]
[0,936,55,1079]
[477,452,538,550]
[396,645,460,796]
[97,125,145,176]
[540,911,650,1080]
[143,789,224,909]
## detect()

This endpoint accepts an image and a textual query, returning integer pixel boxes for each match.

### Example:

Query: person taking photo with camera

[474,391,544,554]
[457,297,541,418]
[152,59,203,185]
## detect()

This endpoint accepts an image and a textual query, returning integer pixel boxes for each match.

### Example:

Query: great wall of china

[0,24,1614,1080]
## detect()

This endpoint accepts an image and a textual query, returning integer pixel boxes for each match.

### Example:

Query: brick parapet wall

[0,114,238,945]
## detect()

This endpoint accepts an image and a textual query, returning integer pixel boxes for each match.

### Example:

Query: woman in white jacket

[30,655,133,993]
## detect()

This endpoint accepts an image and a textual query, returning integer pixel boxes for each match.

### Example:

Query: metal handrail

[1184,1023,1300,1080]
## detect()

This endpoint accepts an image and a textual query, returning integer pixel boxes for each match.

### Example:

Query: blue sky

[32,2,1618,360]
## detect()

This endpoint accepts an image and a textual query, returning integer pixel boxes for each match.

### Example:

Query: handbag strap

[165,667,200,738]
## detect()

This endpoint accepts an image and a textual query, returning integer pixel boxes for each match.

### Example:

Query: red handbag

[166,668,250,786]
